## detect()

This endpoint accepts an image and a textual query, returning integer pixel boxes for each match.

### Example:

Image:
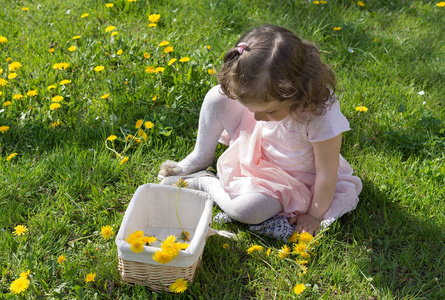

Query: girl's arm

[289,133,342,235]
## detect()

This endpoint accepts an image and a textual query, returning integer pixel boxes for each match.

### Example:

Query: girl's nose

[254,112,268,121]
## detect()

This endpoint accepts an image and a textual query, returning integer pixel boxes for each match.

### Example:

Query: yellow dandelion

[50,103,61,110]
[0,78,8,86]
[117,49,123,55]
[143,52,150,58]
[0,125,10,133]
[299,232,314,244]
[68,46,76,52]
[152,95,157,101]
[7,153,18,161]
[0,35,7,44]
[81,13,89,18]
[437,2,445,7]
[159,40,170,46]
[20,270,30,279]
[144,121,154,129]
[27,90,38,97]
[179,57,190,62]
[3,101,12,107]
[357,1,365,6]
[294,283,306,295]
[145,66,154,73]
[144,236,157,244]
[85,273,96,283]
[100,225,114,239]
[152,250,173,264]
[135,119,143,129]
[334,27,341,31]
[164,46,173,54]
[60,79,71,85]
[155,67,164,73]
[101,93,110,99]
[148,14,160,23]
[208,69,216,75]
[72,35,81,40]
[22,7,29,11]
[51,121,61,128]
[94,66,105,72]
[120,157,129,164]
[8,73,17,79]
[106,3,114,8]
[12,94,24,100]
[288,231,299,243]
[47,85,57,91]
[9,61,22,71]
[107,135,117,141]
[148,23,157,27]
[105,25,116,32]
[49,48,55,53]
[300,252,311,259]
[6,57,11,62]
[355,106,368,112]
[278,244,291,258]
[14,225,28,236]
[314,0,320,4]
[111,31,118,36]
[175,178,189,188]
[52,96,63,102]
[168,58,177,66]
[9,276,29,294]
[137,129,148,141]
[247,245,264,254]
[169,278,188,293]
[206,45,211,50]
[223,243,229,249]
[57,255,66,264]
[293,243,307,255]
[266,248,272,256]
[320,0,327,3]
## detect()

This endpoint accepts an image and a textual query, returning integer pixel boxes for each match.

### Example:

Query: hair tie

[237,42,248,54]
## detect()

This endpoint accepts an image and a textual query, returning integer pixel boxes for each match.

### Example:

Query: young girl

[158,24,362,240]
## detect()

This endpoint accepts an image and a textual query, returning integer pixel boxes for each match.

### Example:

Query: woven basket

[115,183,213,292]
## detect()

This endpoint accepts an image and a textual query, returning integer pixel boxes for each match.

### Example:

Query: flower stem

[175,187,189,241]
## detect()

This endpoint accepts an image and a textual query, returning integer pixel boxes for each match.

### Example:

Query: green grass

[1,0,444,298]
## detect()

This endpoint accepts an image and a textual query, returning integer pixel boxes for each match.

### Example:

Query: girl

[158,24,362,240]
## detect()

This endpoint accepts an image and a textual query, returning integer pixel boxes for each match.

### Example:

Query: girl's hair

[218,24,336,116]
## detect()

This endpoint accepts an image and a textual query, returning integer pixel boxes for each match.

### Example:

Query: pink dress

[216,99,362,221]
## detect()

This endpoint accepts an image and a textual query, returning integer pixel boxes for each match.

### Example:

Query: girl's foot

[157,156,214,180]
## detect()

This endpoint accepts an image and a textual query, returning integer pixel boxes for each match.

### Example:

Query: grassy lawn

[1,0,444,298]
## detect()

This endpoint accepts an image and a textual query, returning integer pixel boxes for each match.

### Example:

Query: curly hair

[218,24,336,116]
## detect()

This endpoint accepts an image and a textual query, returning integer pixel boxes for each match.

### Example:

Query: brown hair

[218,24,336,116]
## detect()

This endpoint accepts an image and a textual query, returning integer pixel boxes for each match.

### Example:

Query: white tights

[175,86,283,225]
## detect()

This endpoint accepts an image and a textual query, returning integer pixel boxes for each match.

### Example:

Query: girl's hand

[288,213,320,236]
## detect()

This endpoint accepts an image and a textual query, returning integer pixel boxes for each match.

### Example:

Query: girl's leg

[159,85,246,177]
[199,177,283,224]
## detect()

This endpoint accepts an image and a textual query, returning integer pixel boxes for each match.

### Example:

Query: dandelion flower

[8,73,17,79]
[9,277,29,294]
[52,96,63,102]
[334,27,341,31]
[94,66,105,72]
[72,35,81,40]
[120,157,129,164]
[208,69,216,75]
[0,78,8,86]
[145,121,154,129]
[223,243,229,249]
[145,66,154,73]
[107,135,117,141]
[50,103,61,110]
[106,3,114,8]
[9,62,22,71]
[117,49,123,55]
[278,245,291,258]
[152,250,173,263]
[247,245,264,254]
[294,283,306,295]
[437,2,445,7]
[168,58,177,66]
[27,90,38,97]
[148,23,157,27]
[135,119,143,129]
[144,236,157,244]
[148,14,160,23]
[293,243,307,255]
[53,62,70,70]
[6,57,11,62]
[101,93,110,99]
[68,46,76,52]
[266,248,272,256]
[169,278,188,293]
[299,232,314,243]
[155,67,164,73]
[152,95,157,101]
[12,94,24,100]
[100,225,114,239]
[22,7,29,11]
[85,273,96,282]
[175,178,189,188]
[20,270,30,279]
[355,106,368,112]
[111,31,118,36]
[137,129,148,141]
[164,46,173,54]
[51,121,61,128]
[159,41,169,46]
[57,255,66,264]
[49,48,55,53]
[3,101,12,107]
[179,57,190,62]
[60,79,71,85]
[105,25,116,32]
[47,85,57,91]
[357,1,365,6]
[7,153,17,161]
[143,52,150,58]
[0,35,7,43]
[81,13,89,18]
[14,225,28,236]
[0,125,10,133]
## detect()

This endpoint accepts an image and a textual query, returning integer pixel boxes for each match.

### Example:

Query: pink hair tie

[237,42,248,54]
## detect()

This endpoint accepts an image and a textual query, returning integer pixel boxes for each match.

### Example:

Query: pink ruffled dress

[216,99,362,221]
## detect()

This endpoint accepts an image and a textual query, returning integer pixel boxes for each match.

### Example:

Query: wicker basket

[115,183,213,292]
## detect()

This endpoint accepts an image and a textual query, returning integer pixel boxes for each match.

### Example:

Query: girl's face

[239,100,294,122]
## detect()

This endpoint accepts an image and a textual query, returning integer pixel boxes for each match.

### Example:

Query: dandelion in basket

[126,230,157,253]
[169,278,188,293]
[152,235,189,264]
